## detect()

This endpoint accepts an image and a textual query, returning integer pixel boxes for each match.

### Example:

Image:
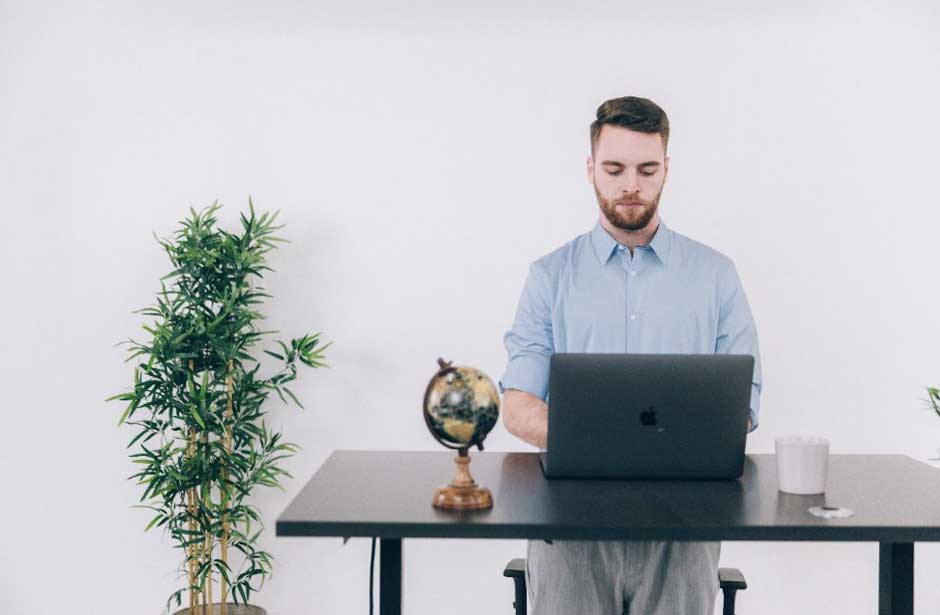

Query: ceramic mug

[775,436,830,494]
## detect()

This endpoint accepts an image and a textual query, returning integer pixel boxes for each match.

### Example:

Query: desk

[276,451,940,615]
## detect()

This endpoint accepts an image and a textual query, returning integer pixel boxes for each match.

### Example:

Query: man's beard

[595,185,661,231]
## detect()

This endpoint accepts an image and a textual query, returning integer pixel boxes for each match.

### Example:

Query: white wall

[2,1,939,613]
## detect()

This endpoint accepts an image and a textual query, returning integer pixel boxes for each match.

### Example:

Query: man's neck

[599,213,661,255]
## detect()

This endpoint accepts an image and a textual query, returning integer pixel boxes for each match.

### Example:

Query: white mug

[775,436,830,494]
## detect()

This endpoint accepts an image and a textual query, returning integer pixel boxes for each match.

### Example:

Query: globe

[423,358,500,452]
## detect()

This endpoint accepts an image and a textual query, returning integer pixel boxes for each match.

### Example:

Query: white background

[2,1,939,613]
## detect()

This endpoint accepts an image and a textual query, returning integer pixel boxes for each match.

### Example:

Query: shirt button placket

[621,248,634,352]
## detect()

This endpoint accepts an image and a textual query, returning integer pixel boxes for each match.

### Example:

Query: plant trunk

[203,425,211,615]
[205,534,212,614]
[189,444,200,614]
[221,359,234,615]
[188,461,197,612]
[188,359,198,615]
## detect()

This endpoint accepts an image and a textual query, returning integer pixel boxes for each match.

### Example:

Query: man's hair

[590,96,670,156]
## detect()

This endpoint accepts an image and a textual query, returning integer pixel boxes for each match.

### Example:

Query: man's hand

[747,418,752,431]
[501,389,549,449]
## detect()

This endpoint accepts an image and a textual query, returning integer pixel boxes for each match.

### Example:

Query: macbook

[539,353,754,480]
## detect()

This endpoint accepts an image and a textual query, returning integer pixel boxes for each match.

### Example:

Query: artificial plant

[107,200,330,614]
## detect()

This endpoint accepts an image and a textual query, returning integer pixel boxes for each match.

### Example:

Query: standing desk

[276,451,940,615]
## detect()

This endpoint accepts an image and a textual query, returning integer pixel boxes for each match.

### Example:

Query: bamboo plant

[107,200,330,615]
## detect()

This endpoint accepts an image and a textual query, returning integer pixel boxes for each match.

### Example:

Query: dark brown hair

[590,96,670,156]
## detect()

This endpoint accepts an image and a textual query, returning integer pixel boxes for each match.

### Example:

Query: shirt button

[630,270,637,277]
[629,313,637,320]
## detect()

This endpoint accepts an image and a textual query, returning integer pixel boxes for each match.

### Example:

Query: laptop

[539,353,754,480]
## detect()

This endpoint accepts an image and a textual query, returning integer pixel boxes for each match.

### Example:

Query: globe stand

[432,447,493,510]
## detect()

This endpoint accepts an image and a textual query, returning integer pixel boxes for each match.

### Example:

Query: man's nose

[620,171,641,195]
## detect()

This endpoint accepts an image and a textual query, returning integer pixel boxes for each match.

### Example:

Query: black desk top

[275,451,940,542]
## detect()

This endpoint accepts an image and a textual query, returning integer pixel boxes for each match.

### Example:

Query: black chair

[504,557,748,615]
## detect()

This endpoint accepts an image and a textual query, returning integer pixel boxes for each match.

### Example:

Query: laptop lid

[541,353,754,480]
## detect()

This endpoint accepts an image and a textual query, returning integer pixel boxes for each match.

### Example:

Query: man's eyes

[607,170,657,177]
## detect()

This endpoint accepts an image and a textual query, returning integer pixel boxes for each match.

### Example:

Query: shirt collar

[590,217,672,266]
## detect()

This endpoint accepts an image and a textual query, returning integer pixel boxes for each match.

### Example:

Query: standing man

[499,96,763,615]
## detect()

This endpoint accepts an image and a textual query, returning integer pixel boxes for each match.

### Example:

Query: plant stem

[205,532,213,613]
[188,480,196,615]
[188,359,197,615]
[203,424,211,615]
[188,477,197,612]
[221,359,233,615]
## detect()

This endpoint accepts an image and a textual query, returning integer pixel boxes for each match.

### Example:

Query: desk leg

[380,538,402,615]
[879,542,913,615]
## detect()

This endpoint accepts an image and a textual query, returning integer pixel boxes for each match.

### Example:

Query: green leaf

[189,404,205,429]
[125,429,152,449]
[144,513,164,531]
[160,267,183,281]
[282,386,304,409]
[117,400,136,426]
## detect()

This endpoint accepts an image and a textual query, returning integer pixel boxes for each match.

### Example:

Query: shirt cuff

[498,354,550,401]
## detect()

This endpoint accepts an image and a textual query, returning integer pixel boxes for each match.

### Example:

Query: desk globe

[423,358,500,510]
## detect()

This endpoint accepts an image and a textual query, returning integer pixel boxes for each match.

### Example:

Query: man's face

[587,125,669,232]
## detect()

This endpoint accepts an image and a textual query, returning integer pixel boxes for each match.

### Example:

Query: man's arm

[499,261,554,448]
[716,261,763,433]
[502,389,548,449]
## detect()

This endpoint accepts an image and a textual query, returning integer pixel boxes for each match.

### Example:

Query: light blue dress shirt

[500,217,763,433]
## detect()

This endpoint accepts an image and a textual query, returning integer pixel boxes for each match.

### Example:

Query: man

[499,95,763,615]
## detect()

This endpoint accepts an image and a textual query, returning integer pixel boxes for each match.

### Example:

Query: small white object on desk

[808,505,854,519]
[776,435,830,494]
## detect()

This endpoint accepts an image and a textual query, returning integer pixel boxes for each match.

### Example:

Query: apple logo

[640,406,657,426]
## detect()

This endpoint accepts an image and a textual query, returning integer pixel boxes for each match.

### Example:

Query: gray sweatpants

[526,539,722,615]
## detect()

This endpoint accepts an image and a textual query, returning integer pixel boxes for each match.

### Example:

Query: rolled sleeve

[716,262,763,433]
[499,261,554,401]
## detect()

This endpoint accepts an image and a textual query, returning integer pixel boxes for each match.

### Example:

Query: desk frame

[277,451,939,615]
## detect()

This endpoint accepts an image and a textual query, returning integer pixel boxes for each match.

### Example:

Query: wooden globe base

[432,484,493,510]
[432,452,493,510]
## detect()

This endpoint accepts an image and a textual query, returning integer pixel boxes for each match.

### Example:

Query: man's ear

[663,155,670,184]
[586,155,594,184]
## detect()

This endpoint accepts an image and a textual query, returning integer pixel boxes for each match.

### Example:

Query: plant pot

[172,604,266,615]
